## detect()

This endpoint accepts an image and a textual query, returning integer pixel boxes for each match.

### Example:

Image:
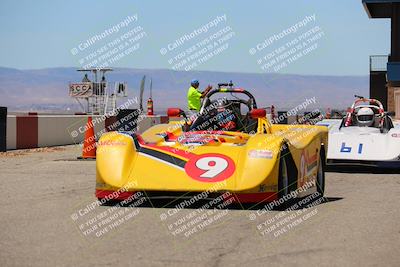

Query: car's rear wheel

[316,148,325,197]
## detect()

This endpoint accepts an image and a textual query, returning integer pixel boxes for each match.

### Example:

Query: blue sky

[0,0,391,75]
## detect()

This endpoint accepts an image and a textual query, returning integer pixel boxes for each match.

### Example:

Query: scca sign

[69,82,93,98]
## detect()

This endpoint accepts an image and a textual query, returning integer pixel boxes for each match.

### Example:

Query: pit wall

[6,114,168,150]
[5,113,299,150]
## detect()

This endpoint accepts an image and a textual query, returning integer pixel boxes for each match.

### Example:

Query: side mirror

[249,109,266,119]
[167,108,185,117]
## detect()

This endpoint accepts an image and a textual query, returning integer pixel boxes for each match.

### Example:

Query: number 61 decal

[340,142,363,154]
[184,153,235,182]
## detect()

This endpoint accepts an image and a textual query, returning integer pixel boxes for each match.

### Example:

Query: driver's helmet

[356,107,374,127]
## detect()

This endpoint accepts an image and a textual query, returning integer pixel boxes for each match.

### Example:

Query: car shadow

[102,195,343,211]
[227,196,343,211]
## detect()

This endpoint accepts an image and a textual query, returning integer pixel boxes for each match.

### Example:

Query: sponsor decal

[299,149,318,187]
[98,140,127,146]
[305,150,318,172]
[248,149,273,159]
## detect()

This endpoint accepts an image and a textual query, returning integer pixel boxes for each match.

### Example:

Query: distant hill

[0,67,368,112]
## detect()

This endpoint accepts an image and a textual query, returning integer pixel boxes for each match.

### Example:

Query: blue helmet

[191,79,199,86]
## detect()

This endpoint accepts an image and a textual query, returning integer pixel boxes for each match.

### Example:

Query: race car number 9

[184,153,235,182]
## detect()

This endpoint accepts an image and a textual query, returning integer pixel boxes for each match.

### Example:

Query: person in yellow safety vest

[187,79,212,115]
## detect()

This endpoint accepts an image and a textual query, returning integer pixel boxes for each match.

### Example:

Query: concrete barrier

[5,111,316,150]
[38,115,102,147]
[6,115,16,150]
[5,113,165,150]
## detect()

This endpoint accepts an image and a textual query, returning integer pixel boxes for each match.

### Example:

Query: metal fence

[370,55,388,72]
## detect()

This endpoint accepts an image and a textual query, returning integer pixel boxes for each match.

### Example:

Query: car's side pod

[96,131,138,188]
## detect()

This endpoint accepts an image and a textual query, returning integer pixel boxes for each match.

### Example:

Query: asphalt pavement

[0,145,399,267]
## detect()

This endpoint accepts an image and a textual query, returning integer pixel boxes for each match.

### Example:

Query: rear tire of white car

[316,148,325,197]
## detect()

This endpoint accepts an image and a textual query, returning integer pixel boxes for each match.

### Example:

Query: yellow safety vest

[187,86,202,111]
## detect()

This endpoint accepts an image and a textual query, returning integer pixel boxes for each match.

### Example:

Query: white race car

[318,96,400,168]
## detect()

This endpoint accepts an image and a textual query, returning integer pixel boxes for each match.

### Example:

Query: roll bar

[205,88,257,104]
[200,88,258,114]
[343,96,385,127]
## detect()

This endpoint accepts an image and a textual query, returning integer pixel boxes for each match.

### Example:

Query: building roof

[363,0,400,18]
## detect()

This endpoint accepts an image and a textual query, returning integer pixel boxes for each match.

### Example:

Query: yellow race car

[96,85,328,204]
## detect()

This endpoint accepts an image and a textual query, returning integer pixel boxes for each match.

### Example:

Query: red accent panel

[166,131,178,141]
[17,116,38,149]
[95,189,134,200]
[232,192,278,203]
[250,109,266,119]
[105,116,117,132]
[344,108,354,127]
[167,108,182,117]
[136,135,146,145]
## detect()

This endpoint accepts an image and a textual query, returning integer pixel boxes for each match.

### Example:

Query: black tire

[277,145,299,207]
[316,147,325,197]
[278,156,289,200]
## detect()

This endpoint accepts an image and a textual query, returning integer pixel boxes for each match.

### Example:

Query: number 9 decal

[185,153,235,182]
